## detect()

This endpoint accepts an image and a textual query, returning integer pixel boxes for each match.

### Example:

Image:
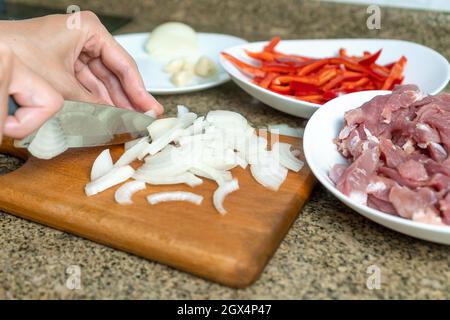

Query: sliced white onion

[140,113,197,157]
[124,137,147,151]
[146,192,203,205]
[114,137,149,167]
[213,179,239,215]
[143,144,176,164]
[273,142,304,172]
[177,116,207,139]
[134,156,191,179]
[206,110,248,130]
[250,162,288,191]
[28,118,68,160]
[177,105,189,117]
[147,117,178,141]
[85,165,135,196]
[189,163,232,185]
[91,149,113,181]
[235,152,248,169]
[83,108,302,215]
[114,180,146,205]
[203,147,238,170]
[136,172,203,187]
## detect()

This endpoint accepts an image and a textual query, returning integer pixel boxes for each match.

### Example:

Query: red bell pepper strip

[322,71,363,91]
[264,36,281,52]
[329,58,385,82]
[221,52,266,78]
[340,77,370,90]
[297,59,330,76]
[359,49,382,66]
[261,62,300,73]
[259,72,278,89]
[370,64,390,77]
[317,68,338,86]
[274,54,312,64]
[382,56,407,90]
[245,50,275,62]
[274,75,319,86]
[269,84,292,94]
[290,82,322,96]
[295,95,324,104]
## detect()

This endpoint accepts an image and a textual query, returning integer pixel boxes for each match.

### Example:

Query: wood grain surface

[0,135,315,287]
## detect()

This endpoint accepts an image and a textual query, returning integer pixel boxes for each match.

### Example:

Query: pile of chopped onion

[85,106,304,214]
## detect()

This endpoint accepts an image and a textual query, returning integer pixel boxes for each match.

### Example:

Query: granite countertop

[1,0,449,299]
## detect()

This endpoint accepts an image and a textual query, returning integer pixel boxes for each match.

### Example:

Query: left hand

[0,11,164,115]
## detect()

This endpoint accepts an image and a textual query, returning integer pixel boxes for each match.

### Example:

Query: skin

[0,11,164,142]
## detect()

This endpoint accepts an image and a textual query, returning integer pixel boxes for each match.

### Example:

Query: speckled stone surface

[1,0,449,299]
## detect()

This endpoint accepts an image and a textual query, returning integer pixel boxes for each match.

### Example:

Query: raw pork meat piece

[330,85,450,226]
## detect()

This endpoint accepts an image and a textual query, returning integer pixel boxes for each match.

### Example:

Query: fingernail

[148,95,164,115]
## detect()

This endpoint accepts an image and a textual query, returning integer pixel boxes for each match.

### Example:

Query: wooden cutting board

[0,135,315,288]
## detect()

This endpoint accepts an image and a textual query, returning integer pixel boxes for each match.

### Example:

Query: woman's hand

[0,11,163,115]
[0,44,63,142]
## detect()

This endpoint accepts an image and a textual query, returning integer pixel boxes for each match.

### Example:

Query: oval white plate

[114,33,247,95]
[304,90,450,245]
[220,39,450,119]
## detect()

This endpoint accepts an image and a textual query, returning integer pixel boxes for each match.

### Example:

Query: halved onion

[146,192,203,205]
[213,179,239,215]
[114,180,146,204]
[85,165,135,196]
[91,149,113,181]
[27,118,68,160]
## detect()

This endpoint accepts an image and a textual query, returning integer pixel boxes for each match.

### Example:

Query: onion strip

[273,142,304,172]
[91,149,113,181]
[146,192,203,205]
[114,180,146,204]
[136,172,203,187]
[85,165,135,196]
[213,179,239,215]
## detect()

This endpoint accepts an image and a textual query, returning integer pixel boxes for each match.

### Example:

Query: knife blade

[9,96,155,148]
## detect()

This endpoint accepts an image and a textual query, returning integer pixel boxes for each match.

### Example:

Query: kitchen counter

[1,0,449,299]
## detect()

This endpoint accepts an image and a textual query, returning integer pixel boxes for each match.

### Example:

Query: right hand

[0,44,64,143]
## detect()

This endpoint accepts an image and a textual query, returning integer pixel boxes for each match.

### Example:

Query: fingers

[3,53,63,139]
[80,14,163,114]
[86,57,135,110]
[0,45,13,143]
[74,58,114,106]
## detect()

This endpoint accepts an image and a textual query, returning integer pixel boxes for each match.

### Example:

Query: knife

[8,96,155,148]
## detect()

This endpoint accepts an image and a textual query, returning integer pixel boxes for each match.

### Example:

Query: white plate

[303,90,450,245]
[114,33,247,94]
[220,39,450,119]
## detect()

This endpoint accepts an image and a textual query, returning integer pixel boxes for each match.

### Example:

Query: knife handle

[8,96,19,116]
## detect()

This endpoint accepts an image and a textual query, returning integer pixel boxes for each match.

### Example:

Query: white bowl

[115,33,247,94]
[220,39,450,119]
[303,90,450,245]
